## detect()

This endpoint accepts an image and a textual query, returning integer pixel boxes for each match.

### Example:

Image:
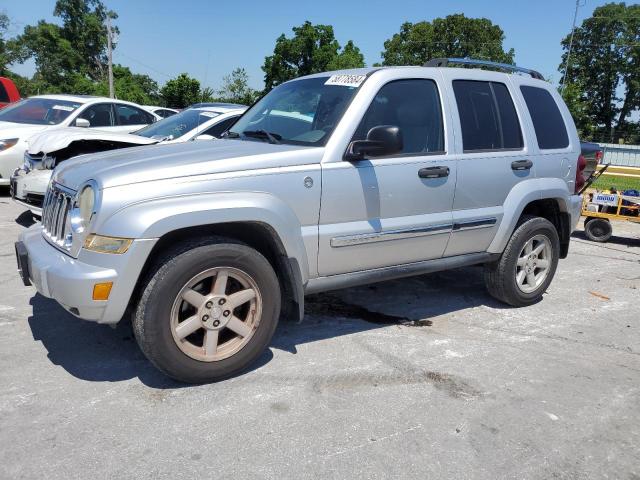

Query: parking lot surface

[0,191,639,480]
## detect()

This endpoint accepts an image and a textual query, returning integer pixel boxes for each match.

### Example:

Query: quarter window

[520,86,569,149]
[352,79,444,155]
[453,80,523,152]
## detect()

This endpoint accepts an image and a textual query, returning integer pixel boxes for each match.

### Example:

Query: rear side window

[520,86,569,149]
[453,80,523,152]
[0,82,9,103]
[204,116,239,138]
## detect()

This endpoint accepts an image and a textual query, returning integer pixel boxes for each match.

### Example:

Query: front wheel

[484,215,560,307]
[133,238,281,383]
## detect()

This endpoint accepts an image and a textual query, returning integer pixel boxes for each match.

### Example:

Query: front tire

[484,216,560,307]
[133,238,281,384]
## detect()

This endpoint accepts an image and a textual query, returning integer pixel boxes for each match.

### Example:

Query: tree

[379,14,515,66]
[93,65,159,104]
[262,21,365,90]
[10,0,115,92]
[559,2,640,143]
[560,82,594,139]
[160,73,201,108]
[216,68,259,105]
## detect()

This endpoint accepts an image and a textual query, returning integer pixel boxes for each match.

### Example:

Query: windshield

[135,109,220,140]
[228,76,363,146]
[0,98,82,125]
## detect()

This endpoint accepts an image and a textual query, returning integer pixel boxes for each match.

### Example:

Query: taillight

[595,150,603,164]
[575,154,587,193]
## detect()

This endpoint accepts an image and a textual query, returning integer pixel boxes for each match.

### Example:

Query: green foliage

[160,73,201,108]
[93,65,159,105]
[559,2,640,143]
[215,68,259,105]
[380,14,515,66]
[561,82,595,139]
[262,21,365,91]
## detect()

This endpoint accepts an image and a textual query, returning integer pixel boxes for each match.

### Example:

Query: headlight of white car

[0,138,19,152]
[70,181,97,235]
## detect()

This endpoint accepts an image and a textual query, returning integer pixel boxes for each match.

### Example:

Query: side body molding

[487,177,574,254]
[96,191,311,284]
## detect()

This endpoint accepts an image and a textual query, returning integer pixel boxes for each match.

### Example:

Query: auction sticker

[325,74,367,88]
[52,105,75,111]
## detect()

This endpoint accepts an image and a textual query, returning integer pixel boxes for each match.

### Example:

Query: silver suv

[15,59,585,383]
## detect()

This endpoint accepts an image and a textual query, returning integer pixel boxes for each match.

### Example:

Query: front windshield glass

[0,98,81,125]
[229,76,363,146]
[136,109,220,140]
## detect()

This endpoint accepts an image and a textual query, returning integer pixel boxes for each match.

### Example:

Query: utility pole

[560,0,582,93]
[106,15,114,98]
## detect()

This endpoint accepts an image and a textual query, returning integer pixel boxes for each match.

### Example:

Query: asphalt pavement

[0,190,638,480]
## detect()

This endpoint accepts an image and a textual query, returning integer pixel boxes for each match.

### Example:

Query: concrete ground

[0,190,638,480]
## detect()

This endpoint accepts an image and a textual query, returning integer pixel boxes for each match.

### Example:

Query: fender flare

[487,178,572,254]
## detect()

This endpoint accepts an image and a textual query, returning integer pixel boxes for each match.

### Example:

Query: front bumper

[18,225,157,324]
[10,167,49,217]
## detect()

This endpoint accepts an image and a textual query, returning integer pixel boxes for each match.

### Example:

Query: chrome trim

[330,223,453,248]
[452,217,497,232]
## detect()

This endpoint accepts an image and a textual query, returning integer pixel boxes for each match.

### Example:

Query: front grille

[42,183,75,249]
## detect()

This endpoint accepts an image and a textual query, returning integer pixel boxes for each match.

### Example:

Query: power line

[112,51,174,79]
[562,0,581,93]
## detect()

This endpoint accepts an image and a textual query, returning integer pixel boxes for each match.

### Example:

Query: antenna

[560,0,584,93]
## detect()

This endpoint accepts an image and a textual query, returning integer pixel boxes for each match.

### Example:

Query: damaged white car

[11,103,246,216]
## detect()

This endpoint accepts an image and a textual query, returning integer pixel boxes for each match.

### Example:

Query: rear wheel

[484,215,560,307]
[133,238,280,383]
[584,218,612,243]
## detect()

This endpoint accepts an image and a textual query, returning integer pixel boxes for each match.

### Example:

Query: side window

[0,82,9,103]
[453,80,523,152]
[157,109,176,118]
[78,103,114,127]
[204,116,239,138]
[116,104,155,125]
[352,79,444,155]
[520,86,569,149]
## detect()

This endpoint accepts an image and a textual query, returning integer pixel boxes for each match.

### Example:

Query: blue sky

[3,0,614,91]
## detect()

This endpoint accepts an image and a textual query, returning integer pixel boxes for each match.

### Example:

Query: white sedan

[11,103,247,216]
[0,94,160,186]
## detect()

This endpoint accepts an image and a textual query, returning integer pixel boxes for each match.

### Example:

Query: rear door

[440,71,535,256]
[114,104,157,132]
[318,73,457,276]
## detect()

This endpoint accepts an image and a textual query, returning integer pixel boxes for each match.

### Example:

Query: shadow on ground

[572,229,640,248]
[27,265,504,388]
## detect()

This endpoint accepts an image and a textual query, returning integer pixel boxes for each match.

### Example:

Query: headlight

[70,182,96,234]
[84,234,132,254]
[0,138,19,152]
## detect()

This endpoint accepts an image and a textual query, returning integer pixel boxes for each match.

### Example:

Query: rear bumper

[19,225,157,324]
[568,194,583,232]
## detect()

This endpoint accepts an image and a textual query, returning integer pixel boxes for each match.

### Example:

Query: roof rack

[424,58,545,81]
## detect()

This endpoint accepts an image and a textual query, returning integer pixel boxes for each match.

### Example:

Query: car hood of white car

[53,138,322,190]
[27,127,158,155]
[0,122,52,142]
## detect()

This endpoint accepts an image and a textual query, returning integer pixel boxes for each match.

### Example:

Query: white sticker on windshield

[199,112,218,118]
[52,105,74,111]
[325,74,367,88]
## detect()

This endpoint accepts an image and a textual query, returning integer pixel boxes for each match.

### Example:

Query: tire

[133,237,281,384]
[584,218,612,243]
[484,215,560,307]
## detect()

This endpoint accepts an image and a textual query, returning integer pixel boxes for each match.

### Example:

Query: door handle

[418,166,450,179]
[511,160,533,171]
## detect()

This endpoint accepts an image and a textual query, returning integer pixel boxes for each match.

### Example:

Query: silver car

[16,59,584,383]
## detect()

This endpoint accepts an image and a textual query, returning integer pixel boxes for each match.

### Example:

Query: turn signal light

[93,282,113,301]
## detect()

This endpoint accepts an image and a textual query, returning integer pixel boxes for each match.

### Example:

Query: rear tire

[133,238,281,384]
[484,215,560,307]
[584,218,612,243]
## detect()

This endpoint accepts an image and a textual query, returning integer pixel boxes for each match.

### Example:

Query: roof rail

[424,58,545,81]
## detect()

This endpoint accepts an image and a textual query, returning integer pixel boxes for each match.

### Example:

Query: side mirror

[75,118,90,128]
[345,125,403,161]
[194,134,215,141]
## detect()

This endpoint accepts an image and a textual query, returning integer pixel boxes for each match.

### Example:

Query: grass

[591,174,640,192]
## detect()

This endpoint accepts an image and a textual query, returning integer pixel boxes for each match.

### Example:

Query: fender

[487,178,573,254]
[96,190,311,284]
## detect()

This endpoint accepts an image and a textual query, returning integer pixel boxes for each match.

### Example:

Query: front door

[318,77,456,276]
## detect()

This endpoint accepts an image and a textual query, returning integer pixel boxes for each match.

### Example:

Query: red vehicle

[0,77,21,109]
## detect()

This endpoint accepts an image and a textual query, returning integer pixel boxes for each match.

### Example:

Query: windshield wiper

[242,129,281,144]
[221,131,240,139]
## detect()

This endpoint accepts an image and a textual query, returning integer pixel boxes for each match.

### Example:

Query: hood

[53,139,322,190]
[0,122,51,140]
[26,127,158,155]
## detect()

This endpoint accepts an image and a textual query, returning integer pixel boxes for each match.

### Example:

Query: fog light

[93,282,113,301]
